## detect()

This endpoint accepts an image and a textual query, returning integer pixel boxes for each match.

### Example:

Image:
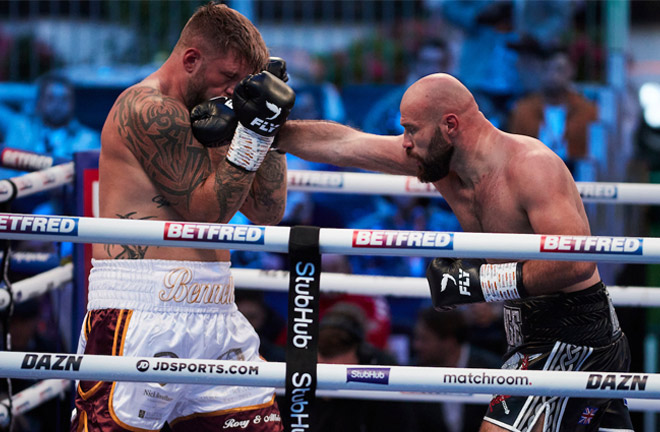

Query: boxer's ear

[182,48,202,73]
[444,113,459,137]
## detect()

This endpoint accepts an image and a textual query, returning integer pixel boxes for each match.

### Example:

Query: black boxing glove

[227,71,295,171]
[190,96,237,147]
[266,56,289,82]
[427,258,527,311]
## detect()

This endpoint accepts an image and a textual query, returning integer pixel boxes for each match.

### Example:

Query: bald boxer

[274,74,633,432]
[72,4,293,431]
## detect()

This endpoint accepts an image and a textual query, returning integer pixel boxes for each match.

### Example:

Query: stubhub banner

[164,222,265,244]
[541,236,643,255]
[0,214,78,236]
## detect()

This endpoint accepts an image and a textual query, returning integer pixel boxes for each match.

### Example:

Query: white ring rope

[289,170,660,205]
[0,379,68,427]
[0,148,56,172]
[2,264,654,314]
[1,165,659,206]
[0,213,658,263]
[0,352,659,399]
[0,263,73,310]
[0,163,74,203]
[231,269,660,307]
[275,388,657,412]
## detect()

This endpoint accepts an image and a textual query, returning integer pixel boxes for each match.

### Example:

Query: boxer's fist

[266,57,289,82]
[427,258,486,311]
[232,71,295,137]
[427,259,527,311]
[226,71,295,171]
[190,97,237,147]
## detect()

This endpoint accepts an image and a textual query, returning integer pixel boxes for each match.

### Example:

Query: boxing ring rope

[0,148,59,172]
[0,263,72,310]
[277,389,660,412]
[0,251,61,274]
[288,170,660,205]
[0,352,659,399]
[0,162,74,204]
[0,379,68,427]
[231,268,660,307]
[2,262,657,310]
[2,163,660,206]
[2,163,660,423]
[1,213,659,263]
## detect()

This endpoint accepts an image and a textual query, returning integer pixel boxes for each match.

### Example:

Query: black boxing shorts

[483,282,634,432]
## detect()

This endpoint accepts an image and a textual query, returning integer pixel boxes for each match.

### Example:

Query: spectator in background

[513,0,576,47]
[0,73,99,166]
[319,254,392,350]
[461,302,507,355]
[363,38,452,135]
[439,0,521,129]
[409,307,502,432]
[507,40,598,178]
[235,290,286,362]
[314,303,414,432]
[0,73,99,251]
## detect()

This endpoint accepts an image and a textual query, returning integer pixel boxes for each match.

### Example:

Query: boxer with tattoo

[71,4,293,431]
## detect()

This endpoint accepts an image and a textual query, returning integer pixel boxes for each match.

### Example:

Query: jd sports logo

[136,360,150,372]
[441,270,471,296]
[265,101,281,120]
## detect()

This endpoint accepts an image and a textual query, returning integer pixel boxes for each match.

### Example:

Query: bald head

[401,73,477,122]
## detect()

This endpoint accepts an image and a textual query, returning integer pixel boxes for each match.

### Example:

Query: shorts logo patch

[578,407,598,425]
[489,394,511,414]
[503,307,523,348]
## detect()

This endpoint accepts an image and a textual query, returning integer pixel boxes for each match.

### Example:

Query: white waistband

[88,259,236,313]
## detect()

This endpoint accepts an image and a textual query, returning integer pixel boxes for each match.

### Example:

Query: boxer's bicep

[515,155,596,292]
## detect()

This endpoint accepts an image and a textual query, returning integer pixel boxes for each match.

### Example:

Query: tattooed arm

[239,150,287,225]
[115,86,256,223]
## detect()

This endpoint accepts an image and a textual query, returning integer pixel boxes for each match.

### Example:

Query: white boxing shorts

[70,259,282,432]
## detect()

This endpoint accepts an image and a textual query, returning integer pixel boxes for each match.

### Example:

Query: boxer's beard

[408,127,453,183]
[184,70,208,111]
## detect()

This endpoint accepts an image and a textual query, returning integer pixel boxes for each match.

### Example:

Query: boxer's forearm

[519,259,598,296]
[240,151,287,225]
[278,120,416,176]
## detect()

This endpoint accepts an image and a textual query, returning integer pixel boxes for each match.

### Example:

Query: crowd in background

[0,0,650,364]
[0,1,656,430]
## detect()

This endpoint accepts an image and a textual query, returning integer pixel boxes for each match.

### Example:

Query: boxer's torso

[94,81,231,262]
[433,133,600,293]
